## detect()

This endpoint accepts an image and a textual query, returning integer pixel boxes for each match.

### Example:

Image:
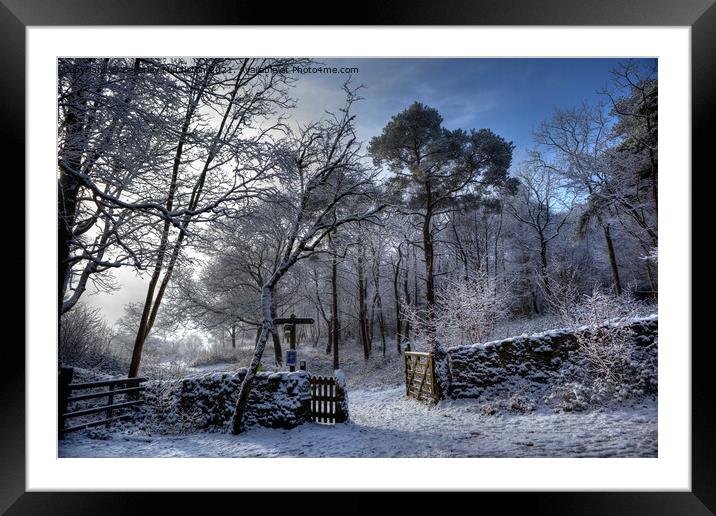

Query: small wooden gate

[309,375,339,424]
[404,351,438,402]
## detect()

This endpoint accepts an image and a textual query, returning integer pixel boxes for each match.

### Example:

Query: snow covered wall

[447,316,658,399]
[135,370,312,432]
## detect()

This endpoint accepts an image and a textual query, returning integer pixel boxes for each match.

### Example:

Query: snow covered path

[59,387,657,458]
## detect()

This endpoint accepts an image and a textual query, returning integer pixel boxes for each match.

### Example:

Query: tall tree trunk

[404,251,412,350]
[422,207,435,341]
[231,286,273,434]
[357,247,370,361]
[393,246,403,353]
[412,247,419,336]
[330,234,340,370]
[270,303,283,366]
[372,253,387,357]
[494,203,504,276]
[377,292,386,357]
[127,89,196,378]
[129,63,237,377]
[422,182,450,399]
[539,234,551,299]
[599,218,623,296]
[57,91,84,316]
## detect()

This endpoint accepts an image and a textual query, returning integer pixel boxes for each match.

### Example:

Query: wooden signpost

[274,314,314,372]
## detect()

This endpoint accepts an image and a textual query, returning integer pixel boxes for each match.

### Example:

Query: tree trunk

[357,247,370,361]
[494,202,504,276]
[412,247,419,337]
[539,234,551,299]
[129,65,240,378]
[330,234,340,369]
[600,219,623,296]
[57,96,84,316]
[403,253,412,351]
[422,182,449,399]
[377,292,386,357]
[422,208,435,342]
[231,286,273,434]
[357,247,370,360]
[270,303,283,366]
[127,94,195,378]
[393,247,403,353]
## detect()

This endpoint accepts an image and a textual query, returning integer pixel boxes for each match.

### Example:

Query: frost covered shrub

[437,274,510,346]
[59,304,125,374]
[545,382,592,412]
[478,393,534,415]
[405,274,510,348]
[141,358,191,381]
[506,393,534,413]
[190,342,256,369]
[554,286,642,395]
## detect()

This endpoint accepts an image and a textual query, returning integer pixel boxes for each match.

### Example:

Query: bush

[552,286,643,395]
[404,273,511,347]
[59,304,125,373]
[189,340,255,369]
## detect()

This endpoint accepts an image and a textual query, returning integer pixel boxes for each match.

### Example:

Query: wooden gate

[404,351,438,402]
[309,375,339,424]
[58,367,147,436]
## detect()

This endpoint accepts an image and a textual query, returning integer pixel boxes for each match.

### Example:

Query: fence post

[334,370,349,423]
[58,367,73,437]
[106,383,115,428]
[289,314,297,372]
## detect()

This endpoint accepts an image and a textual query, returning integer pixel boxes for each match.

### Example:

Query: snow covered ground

[59,386,657,458]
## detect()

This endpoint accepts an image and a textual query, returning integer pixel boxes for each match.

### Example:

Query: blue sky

[289,58,657,163]
[89,58,657,325]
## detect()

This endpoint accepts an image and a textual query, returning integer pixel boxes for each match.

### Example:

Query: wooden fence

[58,367,147,436]
[309,375,342,424]
[404,351,438,402]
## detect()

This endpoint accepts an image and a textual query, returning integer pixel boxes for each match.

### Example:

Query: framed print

[4,0,713,513]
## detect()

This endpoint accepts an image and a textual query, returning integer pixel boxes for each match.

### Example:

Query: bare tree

[58,58,184,315]
[127,58,302,377]
[600,59,658,214]
[507,161,574,301]
[534,103,624,296]
[229,88,385,433]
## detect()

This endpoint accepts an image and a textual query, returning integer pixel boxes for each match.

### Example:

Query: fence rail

[58,367,147,436]
[404,351,438,402]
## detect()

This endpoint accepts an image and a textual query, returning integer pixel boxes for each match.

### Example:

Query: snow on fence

[447,315,658,399]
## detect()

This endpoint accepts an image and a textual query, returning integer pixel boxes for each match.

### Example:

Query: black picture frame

[4,0,711,513]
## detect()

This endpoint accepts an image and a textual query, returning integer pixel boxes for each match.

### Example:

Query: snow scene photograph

[57,57,658,459]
